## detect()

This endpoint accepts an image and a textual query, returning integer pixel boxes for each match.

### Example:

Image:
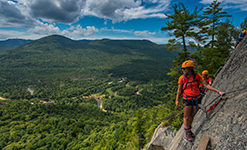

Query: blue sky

[0,0,246,44]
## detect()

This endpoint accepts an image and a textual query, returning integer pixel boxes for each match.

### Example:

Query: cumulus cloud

[0,0,34,27]
[0,29,25,40]
[83,0,140,22]
[7,0,16,5]
[101,27,132,33]
[200,0,247,11]
[28,0,86,23]
[71,25,99,36]
[1,0,170,26]
[28,22,66,35]
[0,0,170,40]
[0,0,171,29]
[0,23,98,40]
[200,0,223,4]
[83,0,169,22]
[27,21,99,37]
[134,30,156,36]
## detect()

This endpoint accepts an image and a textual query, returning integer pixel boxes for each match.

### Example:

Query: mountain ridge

[0,35,161,50]
[0,39,32,52]
[0,34,177,100]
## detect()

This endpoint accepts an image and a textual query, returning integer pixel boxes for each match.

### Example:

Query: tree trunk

[182,35,187,60]
[212,21,215,48]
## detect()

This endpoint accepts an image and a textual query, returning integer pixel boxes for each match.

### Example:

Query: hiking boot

[190,130,195,139]
[184,130,193,142]
[187,126,195,138]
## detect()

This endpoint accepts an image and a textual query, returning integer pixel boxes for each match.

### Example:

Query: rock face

[149,37,247,150]
[146,125,177,150]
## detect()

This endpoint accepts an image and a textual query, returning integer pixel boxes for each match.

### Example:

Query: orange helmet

[243,30,247,34]
[181,60,195,68]
[202,70,209,75]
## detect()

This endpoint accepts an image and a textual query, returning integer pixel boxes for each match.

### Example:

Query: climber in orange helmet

[199,70,212,94]
[175,60,224,142]
[235,30,247,48]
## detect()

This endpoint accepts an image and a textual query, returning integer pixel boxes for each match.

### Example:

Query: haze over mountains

[0,39,32,52]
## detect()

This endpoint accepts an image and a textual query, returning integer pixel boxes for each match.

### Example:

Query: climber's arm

[202,80,224,95]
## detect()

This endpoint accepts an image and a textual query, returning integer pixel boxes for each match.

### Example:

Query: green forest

[0,0,247,149]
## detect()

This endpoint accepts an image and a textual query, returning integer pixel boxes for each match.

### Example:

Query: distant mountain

[0,39,32,52]
[0,35,177,82]
[78,39,91,43]
[158,44,196,53]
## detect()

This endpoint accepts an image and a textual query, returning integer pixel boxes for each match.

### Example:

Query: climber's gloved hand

[218,91,225,96]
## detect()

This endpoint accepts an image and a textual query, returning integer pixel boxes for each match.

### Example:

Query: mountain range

[0,35,177,82]
[0,39,32,52]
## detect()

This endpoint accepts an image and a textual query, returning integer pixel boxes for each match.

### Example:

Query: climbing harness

[182,73,201,114]
[183,95,201,115]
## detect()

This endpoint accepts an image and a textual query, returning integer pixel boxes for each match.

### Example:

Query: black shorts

[183,97,202,106]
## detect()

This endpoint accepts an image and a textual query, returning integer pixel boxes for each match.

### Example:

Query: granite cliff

[147,36,247,150]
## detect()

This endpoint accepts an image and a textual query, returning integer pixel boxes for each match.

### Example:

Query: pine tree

[216,19,235,53]
[201,0,231,48]
[193,20,234,76]
[161,3,202,60]
[240,17,247,30]
[161,3,202,91]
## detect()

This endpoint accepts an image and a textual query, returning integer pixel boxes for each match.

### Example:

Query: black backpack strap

[182,73,200,91]
[182,74,188,90]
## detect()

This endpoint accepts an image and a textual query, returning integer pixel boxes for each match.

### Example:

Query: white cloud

[101,27,132,33]
[0,23,99,41]
[7,1,16,5]
[24,0,170,23]
[72,25,99,36]
[149,37,170,44]
[28,22,60,34]
[0,0,35,27]
[134,30,156,36]
[0,29,42,40]
[188,38,204,46]
[200,0,247,11]
[101,28,156,37]
[29,0,86,23]
[29,22,99,37]
[115,5,167,22]
[0,0,170,42]
[200,0,223,4]
[1,0,170,27]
